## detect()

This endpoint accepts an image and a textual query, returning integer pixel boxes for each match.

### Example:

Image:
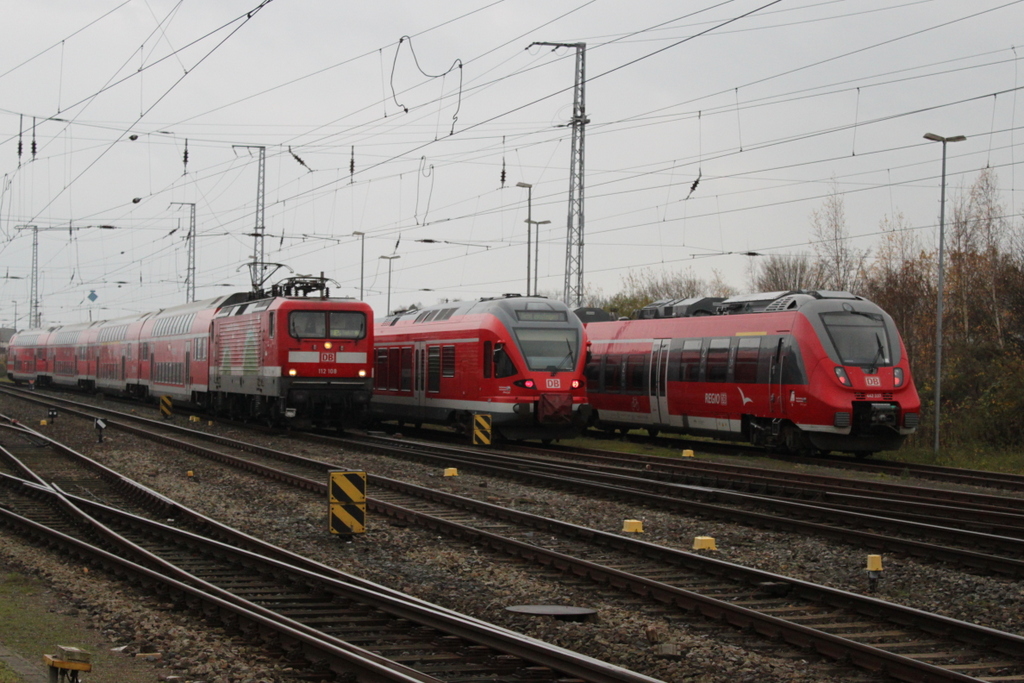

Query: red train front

[209,293,373,427]
[370,294,591,442]
[583,291,920,456]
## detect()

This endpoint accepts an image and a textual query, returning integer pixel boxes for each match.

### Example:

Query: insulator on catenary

[183,139,189,173]
[500,158,506,187]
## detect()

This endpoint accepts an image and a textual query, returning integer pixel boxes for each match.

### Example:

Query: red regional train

[581,290,920,456]
[369,294,592,442]
[7,279,373,427]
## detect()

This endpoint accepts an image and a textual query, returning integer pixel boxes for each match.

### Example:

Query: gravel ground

[3,393,1023,683]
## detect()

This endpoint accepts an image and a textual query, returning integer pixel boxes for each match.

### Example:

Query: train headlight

[513,379,536,389]
[288,368,297,376]
[893,367,904,388]
[358,369,367,377]
[834,367,852,386]
[324,341,333,350]
[571,379,582,390]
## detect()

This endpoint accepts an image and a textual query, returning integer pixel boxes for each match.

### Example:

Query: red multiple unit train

[7,279,373,428]
[581,291,920,456]
[369,294,591,441]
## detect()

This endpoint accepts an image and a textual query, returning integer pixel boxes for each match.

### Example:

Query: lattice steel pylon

[171,202,196,302]
[234,145,273,296]
[533,42,588,307]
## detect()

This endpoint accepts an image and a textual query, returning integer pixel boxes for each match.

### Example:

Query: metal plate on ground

[505,605,597,621]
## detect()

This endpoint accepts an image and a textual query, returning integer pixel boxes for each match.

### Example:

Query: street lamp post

[353,231,365,300]
[516,182,550,296]
[924,132,966,454]
[11,301,17,331]
[380,254,400,314]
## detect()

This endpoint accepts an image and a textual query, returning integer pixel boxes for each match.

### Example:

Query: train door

[769,337,787,416]
[413,341,428,414]
[649,339,671,424]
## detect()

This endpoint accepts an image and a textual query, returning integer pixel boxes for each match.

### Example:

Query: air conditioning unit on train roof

[717,289,862,314]
[636,296,725,319]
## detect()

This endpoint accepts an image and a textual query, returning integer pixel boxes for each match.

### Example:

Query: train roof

[625,290,866,320]
[380,294,575,327]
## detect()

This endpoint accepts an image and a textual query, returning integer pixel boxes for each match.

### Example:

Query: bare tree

[747,252,815,292]
[810,181,868,292]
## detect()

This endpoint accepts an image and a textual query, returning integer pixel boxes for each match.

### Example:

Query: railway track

[4,390,1024,681]
[586,430,1024,494]
[7,387,1024,576]
[0,418,662,683]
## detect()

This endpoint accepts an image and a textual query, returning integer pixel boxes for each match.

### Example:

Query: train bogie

[582,291,920,456]
[370,295,591,442]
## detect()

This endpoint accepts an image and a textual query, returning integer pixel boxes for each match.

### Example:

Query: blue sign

[88,290,97,302]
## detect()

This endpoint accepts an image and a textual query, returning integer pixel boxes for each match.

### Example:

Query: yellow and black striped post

[328,470,367,534]
[472,413,492,445]
[159,395,173,419]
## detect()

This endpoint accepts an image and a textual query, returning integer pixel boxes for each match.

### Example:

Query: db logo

[865,376,881,387]
[545,378,561,389]
[321,352,335,363]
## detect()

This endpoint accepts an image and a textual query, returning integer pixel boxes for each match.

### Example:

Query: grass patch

[0,662,21,683]
[879,445,1024,474]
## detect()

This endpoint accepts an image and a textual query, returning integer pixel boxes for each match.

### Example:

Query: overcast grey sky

[1,0,1021,326]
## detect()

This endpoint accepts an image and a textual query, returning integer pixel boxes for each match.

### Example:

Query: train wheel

[782,424,814,456]
[647,428,659,438]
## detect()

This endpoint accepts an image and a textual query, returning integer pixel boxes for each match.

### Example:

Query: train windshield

[513,328,580,372]
[290,311,366,340]
[820,311,891,367]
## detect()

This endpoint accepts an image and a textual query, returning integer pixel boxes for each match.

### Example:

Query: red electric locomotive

[582,291,920,456]
[8,277,373,427]
[369,294,591,442]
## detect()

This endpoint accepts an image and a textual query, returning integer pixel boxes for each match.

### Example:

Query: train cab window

[268,312,275,338]
[734,337,761,383]
[820,311,891,367]
[604,355,622,393]
[513,328,579,372]
[291,312,326,338]
[493,345,517,379]
[706,338,731,382]
[441,345,456,377]
[329,311,366,340]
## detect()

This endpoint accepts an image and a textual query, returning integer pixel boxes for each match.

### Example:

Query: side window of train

[625,354,646,394]
[388,348,401,390]
[584,353,602,391]
[604,354,622,393]
[679,339,702,381]
[427,346,442,392]
[493,345,517,379]
[268,312,275,338]
[706,338,731,382]
[141,342,149,361]
[441,345,456,378]
[375,349,388,389]
[483,341,492,379]
[734,337,761,383]
[400,348,413,391]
